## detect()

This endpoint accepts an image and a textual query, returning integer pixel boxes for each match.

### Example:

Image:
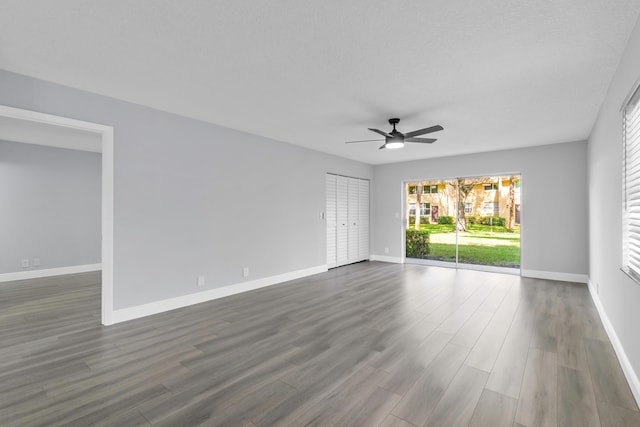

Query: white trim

[521,269,588,283]
[370,254,404,263]
[620,72,640,111]
[111,265,327,324]
[0,264,102,283]
[0,105,114,325]
[588,280,640,407]
[101,128,114,325]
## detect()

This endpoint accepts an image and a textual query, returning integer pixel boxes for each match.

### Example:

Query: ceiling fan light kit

[384,140,404,149]
[384,142,404,149]
[345,118,443,150]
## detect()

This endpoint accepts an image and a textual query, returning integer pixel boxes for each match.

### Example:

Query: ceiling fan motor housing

[386,118,404,146]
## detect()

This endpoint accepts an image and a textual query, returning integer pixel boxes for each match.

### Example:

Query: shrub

[466,215,478,224]
[408,216,429,225]
[406,229,430,258]
[473,216,506,226]
[437,216,454,224]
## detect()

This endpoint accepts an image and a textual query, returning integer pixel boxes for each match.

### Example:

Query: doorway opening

[404,175,521,273]
[0,105,115,325]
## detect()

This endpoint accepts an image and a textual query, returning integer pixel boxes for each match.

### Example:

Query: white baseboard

[369,254,403,264]
[111,264,328,324]
[0,263,102,283]
[588,280,640,408]
[521,269,588,283]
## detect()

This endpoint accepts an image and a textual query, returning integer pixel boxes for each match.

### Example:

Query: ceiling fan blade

[405,137,437,144]
[344,138,385,144]
[404,125,444,138]
[368,128,392,138]
[379,144,386,150]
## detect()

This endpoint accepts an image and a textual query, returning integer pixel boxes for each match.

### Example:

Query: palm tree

[506,176,519,232]
[414,183,423,230]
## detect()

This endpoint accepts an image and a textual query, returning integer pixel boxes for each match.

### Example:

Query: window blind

[623,84,640,280]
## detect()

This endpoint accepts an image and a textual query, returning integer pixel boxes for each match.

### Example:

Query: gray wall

[0,70,372,309]
[372,141,589,276]
[588,14,640,388]
[0,140,101,273]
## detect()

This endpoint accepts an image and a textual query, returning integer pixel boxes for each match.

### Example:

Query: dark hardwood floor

[1,262,638,426]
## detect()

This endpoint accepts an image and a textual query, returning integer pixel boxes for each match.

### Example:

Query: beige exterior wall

[406,177,521,224]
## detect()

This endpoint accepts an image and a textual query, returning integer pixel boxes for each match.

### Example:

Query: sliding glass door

[405,179,457,262]
[404,175,521,271]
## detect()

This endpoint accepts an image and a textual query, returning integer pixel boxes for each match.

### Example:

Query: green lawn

[407,223,521,268]
[427,243,521,267]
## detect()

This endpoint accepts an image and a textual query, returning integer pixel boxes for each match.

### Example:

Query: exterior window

[409,203,430,216]
[409,184,438,194]
[623,82,640,281]
[464,203,472,214]
[483,202,499,215]
[483,183,499,191]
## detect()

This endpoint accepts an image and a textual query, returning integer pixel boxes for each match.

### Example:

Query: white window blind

[623,83,640,281]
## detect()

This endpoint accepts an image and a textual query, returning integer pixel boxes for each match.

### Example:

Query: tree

[406,182,425,230]
[449,177,491,232]
[506,176,519,232]
[414,183,423,230]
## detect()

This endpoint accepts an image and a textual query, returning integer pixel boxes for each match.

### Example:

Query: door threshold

[405,258,520,275]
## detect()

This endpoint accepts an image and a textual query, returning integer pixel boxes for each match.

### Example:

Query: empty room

[2,1,640,426]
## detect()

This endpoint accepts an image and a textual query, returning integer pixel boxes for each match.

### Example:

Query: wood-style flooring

[0,262,638,426]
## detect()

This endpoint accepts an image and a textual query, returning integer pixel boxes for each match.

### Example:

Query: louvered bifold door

[336,175,349,266]
[348,178,360,263]
[326,174,338,268]
[358,179,370,261]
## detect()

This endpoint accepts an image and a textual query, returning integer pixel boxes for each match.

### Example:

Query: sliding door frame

[401,172,523,275]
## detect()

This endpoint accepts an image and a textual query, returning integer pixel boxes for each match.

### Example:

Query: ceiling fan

[345,118,444,150]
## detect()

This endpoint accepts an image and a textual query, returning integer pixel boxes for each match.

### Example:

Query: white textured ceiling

[1,1,639,165]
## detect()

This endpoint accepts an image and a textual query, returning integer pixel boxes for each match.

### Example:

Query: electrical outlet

[197,275,205,287]
[384,247,389,254]
[21,259,29,268]
[33,258,41,267]
[243,267,249,278]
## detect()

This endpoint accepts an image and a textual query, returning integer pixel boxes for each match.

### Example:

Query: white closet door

[348,177,359,263]
[326,174,337,268]
[328,174,370,268]
[336,175,349,266]
[358,179,370,261]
